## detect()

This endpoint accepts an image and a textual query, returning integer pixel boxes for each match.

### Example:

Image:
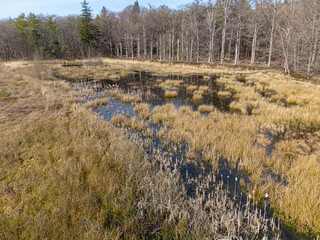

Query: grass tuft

[198,105,214,113]
[165,90,178,98]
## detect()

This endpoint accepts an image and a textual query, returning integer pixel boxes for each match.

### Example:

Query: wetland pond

[70,70,313,240]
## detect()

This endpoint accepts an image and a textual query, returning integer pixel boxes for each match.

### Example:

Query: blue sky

[0,0,192,20]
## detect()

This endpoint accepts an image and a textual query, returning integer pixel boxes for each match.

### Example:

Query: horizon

[0,0,192,20]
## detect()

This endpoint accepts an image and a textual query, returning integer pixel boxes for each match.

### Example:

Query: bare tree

[206,0,218,63]
[220,0,232,63]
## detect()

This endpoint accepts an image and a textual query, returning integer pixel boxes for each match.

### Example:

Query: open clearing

[0,58,319,239]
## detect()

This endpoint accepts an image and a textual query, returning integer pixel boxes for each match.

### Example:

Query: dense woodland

[1,0,320,76]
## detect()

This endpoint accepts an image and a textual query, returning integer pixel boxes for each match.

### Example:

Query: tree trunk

[137,34,140,59]
[280,29,290,75]
[177,38,180,61]
[159,34,162,61]
[234,17,241,65]
[181,27,184,61]
[131,35,134,59]
[190,37,194,63]
[196,31,200,63]
[221,12,227,63]
[156,35,159,59]
[251,25,257,65]
[172,30,175,61]
[150,35,154,60]
[143,27,147,59]
[169,32,172,61]
[268,11,276,67]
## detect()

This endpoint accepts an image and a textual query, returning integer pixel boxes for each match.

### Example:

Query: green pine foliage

[78,0,100,57]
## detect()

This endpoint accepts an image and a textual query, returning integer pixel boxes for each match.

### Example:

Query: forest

[0,0,320,77]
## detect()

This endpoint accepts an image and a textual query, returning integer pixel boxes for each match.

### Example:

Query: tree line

[0,0,320,76]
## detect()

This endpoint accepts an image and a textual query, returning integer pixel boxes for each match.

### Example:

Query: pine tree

[78,0,99,57]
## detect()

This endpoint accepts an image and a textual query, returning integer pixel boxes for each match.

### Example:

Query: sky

[0,0,192,20]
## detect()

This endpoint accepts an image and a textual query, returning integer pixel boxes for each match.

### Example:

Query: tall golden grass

[2,58,320,235]
[0,61,279,239]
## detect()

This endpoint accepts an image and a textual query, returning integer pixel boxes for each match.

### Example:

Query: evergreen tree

[14,13,41,56]
[78,0,99,57]
[27,13,41,48]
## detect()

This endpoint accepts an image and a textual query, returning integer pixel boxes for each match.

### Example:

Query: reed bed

[100,59,320,234]
[3,59,320,236]
[30,60,320,234]
[0,62,281,238]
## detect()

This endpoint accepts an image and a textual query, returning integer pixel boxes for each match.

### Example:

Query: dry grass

[83,97,108,109]
[187,85,198,92]
[159,80,183,90]
[165,90,178,98]
[193,90,203,101]
[53,63,135,81]
[102,58,261,76]
[109,90,141,103]
[146,66,320,234]
[100,59,320,234]
[198,105,214,113]
[218,91,232,97]
[2,59,320,236]
[0,64,150,239]
[134,103,150,120]
[199,86,209,92]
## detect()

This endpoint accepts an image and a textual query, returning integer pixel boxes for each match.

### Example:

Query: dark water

[86,70,233,111]
[71,70,315,240]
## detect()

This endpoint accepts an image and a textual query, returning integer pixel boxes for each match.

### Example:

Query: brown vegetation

[165,90,178,98]
[1,59,319,237]
[0,61,280,239]
[198,104,214,113]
